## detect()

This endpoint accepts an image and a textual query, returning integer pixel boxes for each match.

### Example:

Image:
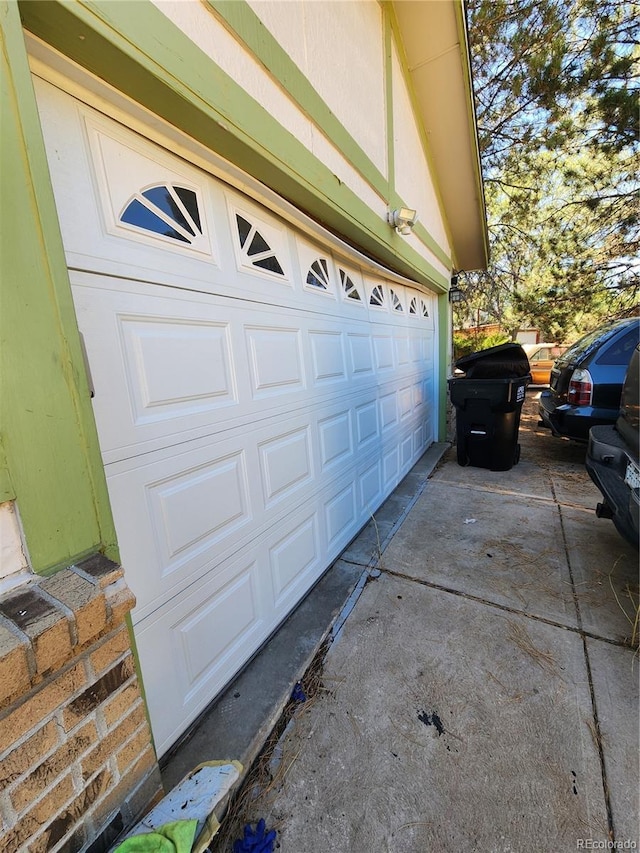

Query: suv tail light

[568,368,593,406]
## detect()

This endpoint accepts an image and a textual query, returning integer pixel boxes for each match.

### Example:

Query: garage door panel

[269,512,321,609]
[134,553,267,756]
[325,483,357,552]
[380,391,398,432]
[258,426,314,508]
[373,333,394,371]
[108,442,255,620]
[148,451,248,567]
[317,409,352,472]
[76,273,432,463]
[355,399,379,448]
[347,332,374,376]
[358,458,383,512]
[37,79,438,758]
[245,325,305,397]
[120,315,237,422]
[309,330,347,385]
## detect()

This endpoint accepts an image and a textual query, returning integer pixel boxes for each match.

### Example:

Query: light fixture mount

[388,207,418,235]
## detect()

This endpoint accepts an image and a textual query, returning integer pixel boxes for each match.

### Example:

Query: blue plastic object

[233,819,277,853]
[291,682,306,702]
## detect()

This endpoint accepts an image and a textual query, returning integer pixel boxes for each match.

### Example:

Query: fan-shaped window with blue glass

[120,184,202,245]
[306,258,330,290]
[340,269,361,301]
[235,214,284,276]
[369,285,385,308]
[390,289,403,312]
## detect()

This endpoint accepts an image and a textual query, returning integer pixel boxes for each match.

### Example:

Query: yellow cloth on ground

[113,820,198,853]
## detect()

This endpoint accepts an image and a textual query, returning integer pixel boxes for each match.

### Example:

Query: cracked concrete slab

[561,505,639,644]
[250,574,609,852]
[189,395,637,853]
[380,480,577,626]
[586,639,639,844]
[430,445,555,500]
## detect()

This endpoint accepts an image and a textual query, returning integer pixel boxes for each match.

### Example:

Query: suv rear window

[561,326,616,362]
[596,327,640,365]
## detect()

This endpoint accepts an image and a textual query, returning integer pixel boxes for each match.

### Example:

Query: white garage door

[36,78,437,756]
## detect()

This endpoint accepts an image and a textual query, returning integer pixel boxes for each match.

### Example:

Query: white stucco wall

[152,1,452,279]
[0,501,30,590]
[391,42,450,259]
[152,0,386,218]
[249,0,388,178]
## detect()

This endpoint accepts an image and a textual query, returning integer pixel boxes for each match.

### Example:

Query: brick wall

[0,555,163,853]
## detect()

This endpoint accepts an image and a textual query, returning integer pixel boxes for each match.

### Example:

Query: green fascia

[18,0,448,291]
[453,0,490,268]
[383,6,395,209]
[1,0,118,572]
[207,0,389,200]
[0,433,16,503]
[209,0,451,272]
[437,293,451,441]
[385,2,455,273]
[125,611,157,754]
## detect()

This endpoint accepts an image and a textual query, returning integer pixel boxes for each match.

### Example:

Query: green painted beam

[209,0,452,271]
[19,0,448,291]
[437,293,451,441]
[207,0,389,199]
[0,434,15,504]
[385,2,454,272]
[1,0,118,572]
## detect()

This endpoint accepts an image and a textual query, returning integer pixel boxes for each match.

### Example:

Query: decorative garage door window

[421,299,430,317]
[369,284,385,309]
[339,269,362,302]
[409,296,418,314]
[390,289,403,312]
[236,214,284,275]
[121,184,202,245]
[306,258,330,291]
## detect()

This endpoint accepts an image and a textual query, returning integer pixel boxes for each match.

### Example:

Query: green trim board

[453,0,490,268]
[1,0,118,572]
[383,5,395,209]
[385,2,456,272]
[210,0,451,271]
[437,293,451,441]
[0,434,16,504]
[207,0,389,199]
[19,0,448,291]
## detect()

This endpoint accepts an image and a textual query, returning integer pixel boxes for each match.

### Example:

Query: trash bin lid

[454,342,530,379]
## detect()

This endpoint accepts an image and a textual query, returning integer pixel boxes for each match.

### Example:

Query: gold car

[522,343,567,386]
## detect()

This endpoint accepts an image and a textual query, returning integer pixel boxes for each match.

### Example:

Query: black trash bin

[448,343,531,471]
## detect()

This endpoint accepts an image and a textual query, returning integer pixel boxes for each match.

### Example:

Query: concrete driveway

[210,393,639,852]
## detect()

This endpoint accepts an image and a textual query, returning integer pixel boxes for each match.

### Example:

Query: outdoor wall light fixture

[388,207,418,235]
[449,273,465,303]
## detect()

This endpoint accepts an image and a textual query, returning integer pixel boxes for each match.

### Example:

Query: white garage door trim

[35,73,439,757]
